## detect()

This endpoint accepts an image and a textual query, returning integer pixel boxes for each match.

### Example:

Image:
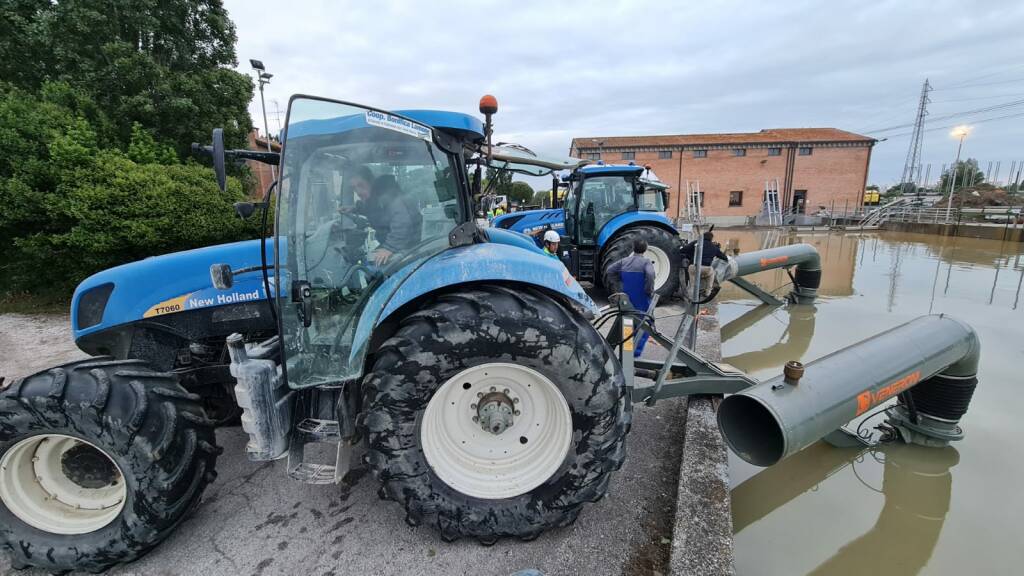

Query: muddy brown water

[716,229,1024,576]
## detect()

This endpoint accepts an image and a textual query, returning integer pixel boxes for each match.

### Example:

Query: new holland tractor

[491,163,682,297]
[0,94,983,574]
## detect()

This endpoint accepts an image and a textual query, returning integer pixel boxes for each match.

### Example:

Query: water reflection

[733,443,959,576]
[726,229,1024,576]
[721,305,816,373]
[808,446,958,576]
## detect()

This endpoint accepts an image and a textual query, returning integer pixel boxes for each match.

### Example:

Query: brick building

[570,129,875,225]
[246,129,281,198]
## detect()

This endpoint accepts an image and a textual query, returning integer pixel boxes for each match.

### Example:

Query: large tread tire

[0,357,220,573]
[601,226,682,297]
[361,285,630,542]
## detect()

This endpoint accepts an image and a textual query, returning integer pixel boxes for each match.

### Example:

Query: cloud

[225,0,1024,187]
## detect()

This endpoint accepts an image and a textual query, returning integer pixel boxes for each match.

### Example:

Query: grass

[0,292,70,315]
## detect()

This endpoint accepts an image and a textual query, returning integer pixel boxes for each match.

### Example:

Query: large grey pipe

[718,314,980,467]
[722,243,821,304]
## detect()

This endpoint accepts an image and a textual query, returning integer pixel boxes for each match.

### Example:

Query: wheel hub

[476,390,517,435]
[61,444,120,490]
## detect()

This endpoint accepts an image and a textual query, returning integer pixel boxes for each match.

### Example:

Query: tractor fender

[596,212,677,249]
[349,237,598,368]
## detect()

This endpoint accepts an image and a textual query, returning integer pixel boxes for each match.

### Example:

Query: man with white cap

[542,229,562,261]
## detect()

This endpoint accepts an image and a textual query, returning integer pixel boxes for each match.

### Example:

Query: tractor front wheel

[361,285,629,542]
[0,358,219,573]
[601,226,682,297]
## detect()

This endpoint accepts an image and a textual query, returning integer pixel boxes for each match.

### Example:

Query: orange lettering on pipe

[854,370,922,416]
[759,255,789,267]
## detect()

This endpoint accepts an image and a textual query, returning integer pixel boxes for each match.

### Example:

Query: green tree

[484,167,514,196]
[0,84,256,296]
[531,190,552,207]
[0,0,253,154]
[937,159,985,193]
[509,181,534,205]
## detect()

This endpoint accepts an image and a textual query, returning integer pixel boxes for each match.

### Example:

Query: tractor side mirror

[190,128,227,193]
[211,128,226,192]
[210,263,234,290]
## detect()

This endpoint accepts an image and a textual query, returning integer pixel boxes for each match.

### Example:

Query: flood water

[716,230,1024,576]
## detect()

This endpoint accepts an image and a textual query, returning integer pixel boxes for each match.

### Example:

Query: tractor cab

[493,161,681,296]
[563,164,669,244]
[560,164,670,280]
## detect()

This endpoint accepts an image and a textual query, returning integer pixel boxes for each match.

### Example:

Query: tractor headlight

[76,283,114,330]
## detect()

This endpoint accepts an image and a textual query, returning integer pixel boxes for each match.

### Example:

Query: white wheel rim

[646,245,671,292]
[420,363,573,500]
[0,434,126,534]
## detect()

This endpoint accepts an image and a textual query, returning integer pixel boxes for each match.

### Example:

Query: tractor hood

[71,239,279,340]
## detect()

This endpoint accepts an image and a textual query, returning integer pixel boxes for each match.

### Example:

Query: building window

[585,152,601,160]
[768,147,782,156]
[798,147,812,156]
[693,149,707,158]
[733,148,746,157]
[729,191,743,207]
[622,151,635,160]
[658,150,672,159]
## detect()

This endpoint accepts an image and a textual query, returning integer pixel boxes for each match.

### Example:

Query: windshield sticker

[365,110,432,141]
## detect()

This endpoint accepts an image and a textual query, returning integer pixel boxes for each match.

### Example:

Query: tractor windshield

[575,175,637,244]
[277,97,462,387]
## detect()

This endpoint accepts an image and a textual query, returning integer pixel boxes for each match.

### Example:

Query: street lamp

[250,59,276,181]
[945,125,971,222]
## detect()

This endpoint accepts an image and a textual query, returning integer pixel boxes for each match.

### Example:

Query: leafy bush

[0,85,259,298]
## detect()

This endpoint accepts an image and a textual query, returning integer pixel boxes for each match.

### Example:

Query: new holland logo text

[855,370,921,416]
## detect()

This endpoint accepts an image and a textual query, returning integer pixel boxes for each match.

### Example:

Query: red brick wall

[790,146,870,214]
[572,143,871,219]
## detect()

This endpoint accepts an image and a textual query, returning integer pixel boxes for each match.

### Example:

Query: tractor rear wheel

[361,285,629,543]
[0,357,219,573]
[601,226,682,297]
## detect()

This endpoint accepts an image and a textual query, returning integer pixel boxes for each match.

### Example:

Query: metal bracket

[727,277,785,306]
[449,221,488,247]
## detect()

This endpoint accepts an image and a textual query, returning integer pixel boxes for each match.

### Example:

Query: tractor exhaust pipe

[718,314,980,467]
[722,243,821,304]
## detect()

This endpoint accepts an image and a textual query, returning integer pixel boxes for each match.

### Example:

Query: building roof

[572,128,874,150]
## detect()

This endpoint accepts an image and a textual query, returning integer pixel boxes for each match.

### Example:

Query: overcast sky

[224,0,1024,189]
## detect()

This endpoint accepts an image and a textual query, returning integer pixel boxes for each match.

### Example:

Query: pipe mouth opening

[718,395,785,467]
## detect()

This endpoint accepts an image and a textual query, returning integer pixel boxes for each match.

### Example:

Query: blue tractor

[492,163,683,297]
[0,95,631,572]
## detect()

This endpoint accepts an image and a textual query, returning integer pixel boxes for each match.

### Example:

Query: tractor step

[286,418,357,485]
[576,248,597,282]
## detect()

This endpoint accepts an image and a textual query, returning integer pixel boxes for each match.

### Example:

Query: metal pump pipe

[721,243,822,304]
[718,314,980,467]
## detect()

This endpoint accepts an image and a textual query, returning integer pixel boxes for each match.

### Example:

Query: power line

[932,77,1024,91]
[931,92,1024,103]
[879,110,1024,140]
[864,97,1024,134]
[938,63,1024,89]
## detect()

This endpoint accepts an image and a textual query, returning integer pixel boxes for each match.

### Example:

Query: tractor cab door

[575,175,637,245]
[277,97,464,388]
